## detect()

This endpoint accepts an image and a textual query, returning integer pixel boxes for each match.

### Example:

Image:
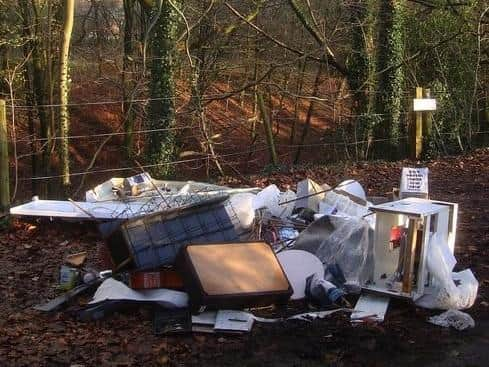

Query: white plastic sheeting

[253,185,296,219]
[336,179,367,202]
[90,278,188,308]
[428,309,475,330]
[415,233,478,310]
[10,199,160,220]
[229,193,256,229]
[293,215,374,287]
[319,189,375,228]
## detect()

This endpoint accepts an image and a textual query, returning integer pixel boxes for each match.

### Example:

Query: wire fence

[2,91,489,200]
[13,130,489,183]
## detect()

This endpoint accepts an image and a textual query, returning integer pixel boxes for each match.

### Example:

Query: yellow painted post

[0,100,10,212]
[422,89,433,137]
[411,87,423,160]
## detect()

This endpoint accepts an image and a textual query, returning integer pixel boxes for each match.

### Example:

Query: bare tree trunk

[123,0,136,158]
[22,0,51,197]
[294,63,323,164]
[291,58,306,144]
[59,0,75,188]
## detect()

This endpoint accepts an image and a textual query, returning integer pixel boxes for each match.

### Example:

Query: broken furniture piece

[128,268,184,290]
[177,241,292,310]
[9,198,161,220]
[101,195,253,271]
[364,198,458,300]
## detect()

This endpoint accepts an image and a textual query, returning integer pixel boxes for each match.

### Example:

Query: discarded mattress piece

[90,278,188,308]
[176,242,292,310]
[277,250,324,300]
[102,195,254,270]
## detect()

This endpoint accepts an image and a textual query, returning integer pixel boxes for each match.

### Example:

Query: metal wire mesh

[113,196,248,269]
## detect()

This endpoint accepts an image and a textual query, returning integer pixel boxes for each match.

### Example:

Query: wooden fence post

[422,89,433,137]
[423,88,434,157]
[410,87,424,160]
[0,100,10,213]
[257,92,278,166]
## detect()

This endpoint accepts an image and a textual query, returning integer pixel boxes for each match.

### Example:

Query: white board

[400,167,429,197]
[10,199,167,220]
[351,293,390,323]
[413,98,437,111]
[277,250,324,300]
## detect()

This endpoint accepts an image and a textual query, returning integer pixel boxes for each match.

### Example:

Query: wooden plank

[402,218,418,294]
[415,87,423,159]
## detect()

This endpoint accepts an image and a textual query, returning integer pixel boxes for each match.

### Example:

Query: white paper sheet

[215,310,255,332]
[90,278,188,308]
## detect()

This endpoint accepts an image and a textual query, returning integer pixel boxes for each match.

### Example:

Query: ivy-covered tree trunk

[146,0,179,178]
[374,0,406,159]
[59,0,75,188]
[346,0,378,158]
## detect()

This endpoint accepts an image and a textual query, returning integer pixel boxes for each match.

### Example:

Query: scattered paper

[215,310,254,332]
[90,278,188,308]
[428,309,475,331]
[351,293,390,323]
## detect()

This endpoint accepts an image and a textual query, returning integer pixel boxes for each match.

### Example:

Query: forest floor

[0,142,489,367]
[1,148,488,366]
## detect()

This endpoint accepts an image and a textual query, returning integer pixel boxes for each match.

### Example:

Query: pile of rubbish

[10,168,479,333]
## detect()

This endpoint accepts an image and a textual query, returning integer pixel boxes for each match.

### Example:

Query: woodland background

[0,0,488,200]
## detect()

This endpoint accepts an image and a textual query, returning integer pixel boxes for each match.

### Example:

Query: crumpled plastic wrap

[253,185,296,219]
[319,190,375,228]
[229,193,256,229]
[415,233,478,310]
[293,215,374,286]
[428,309,475,330]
